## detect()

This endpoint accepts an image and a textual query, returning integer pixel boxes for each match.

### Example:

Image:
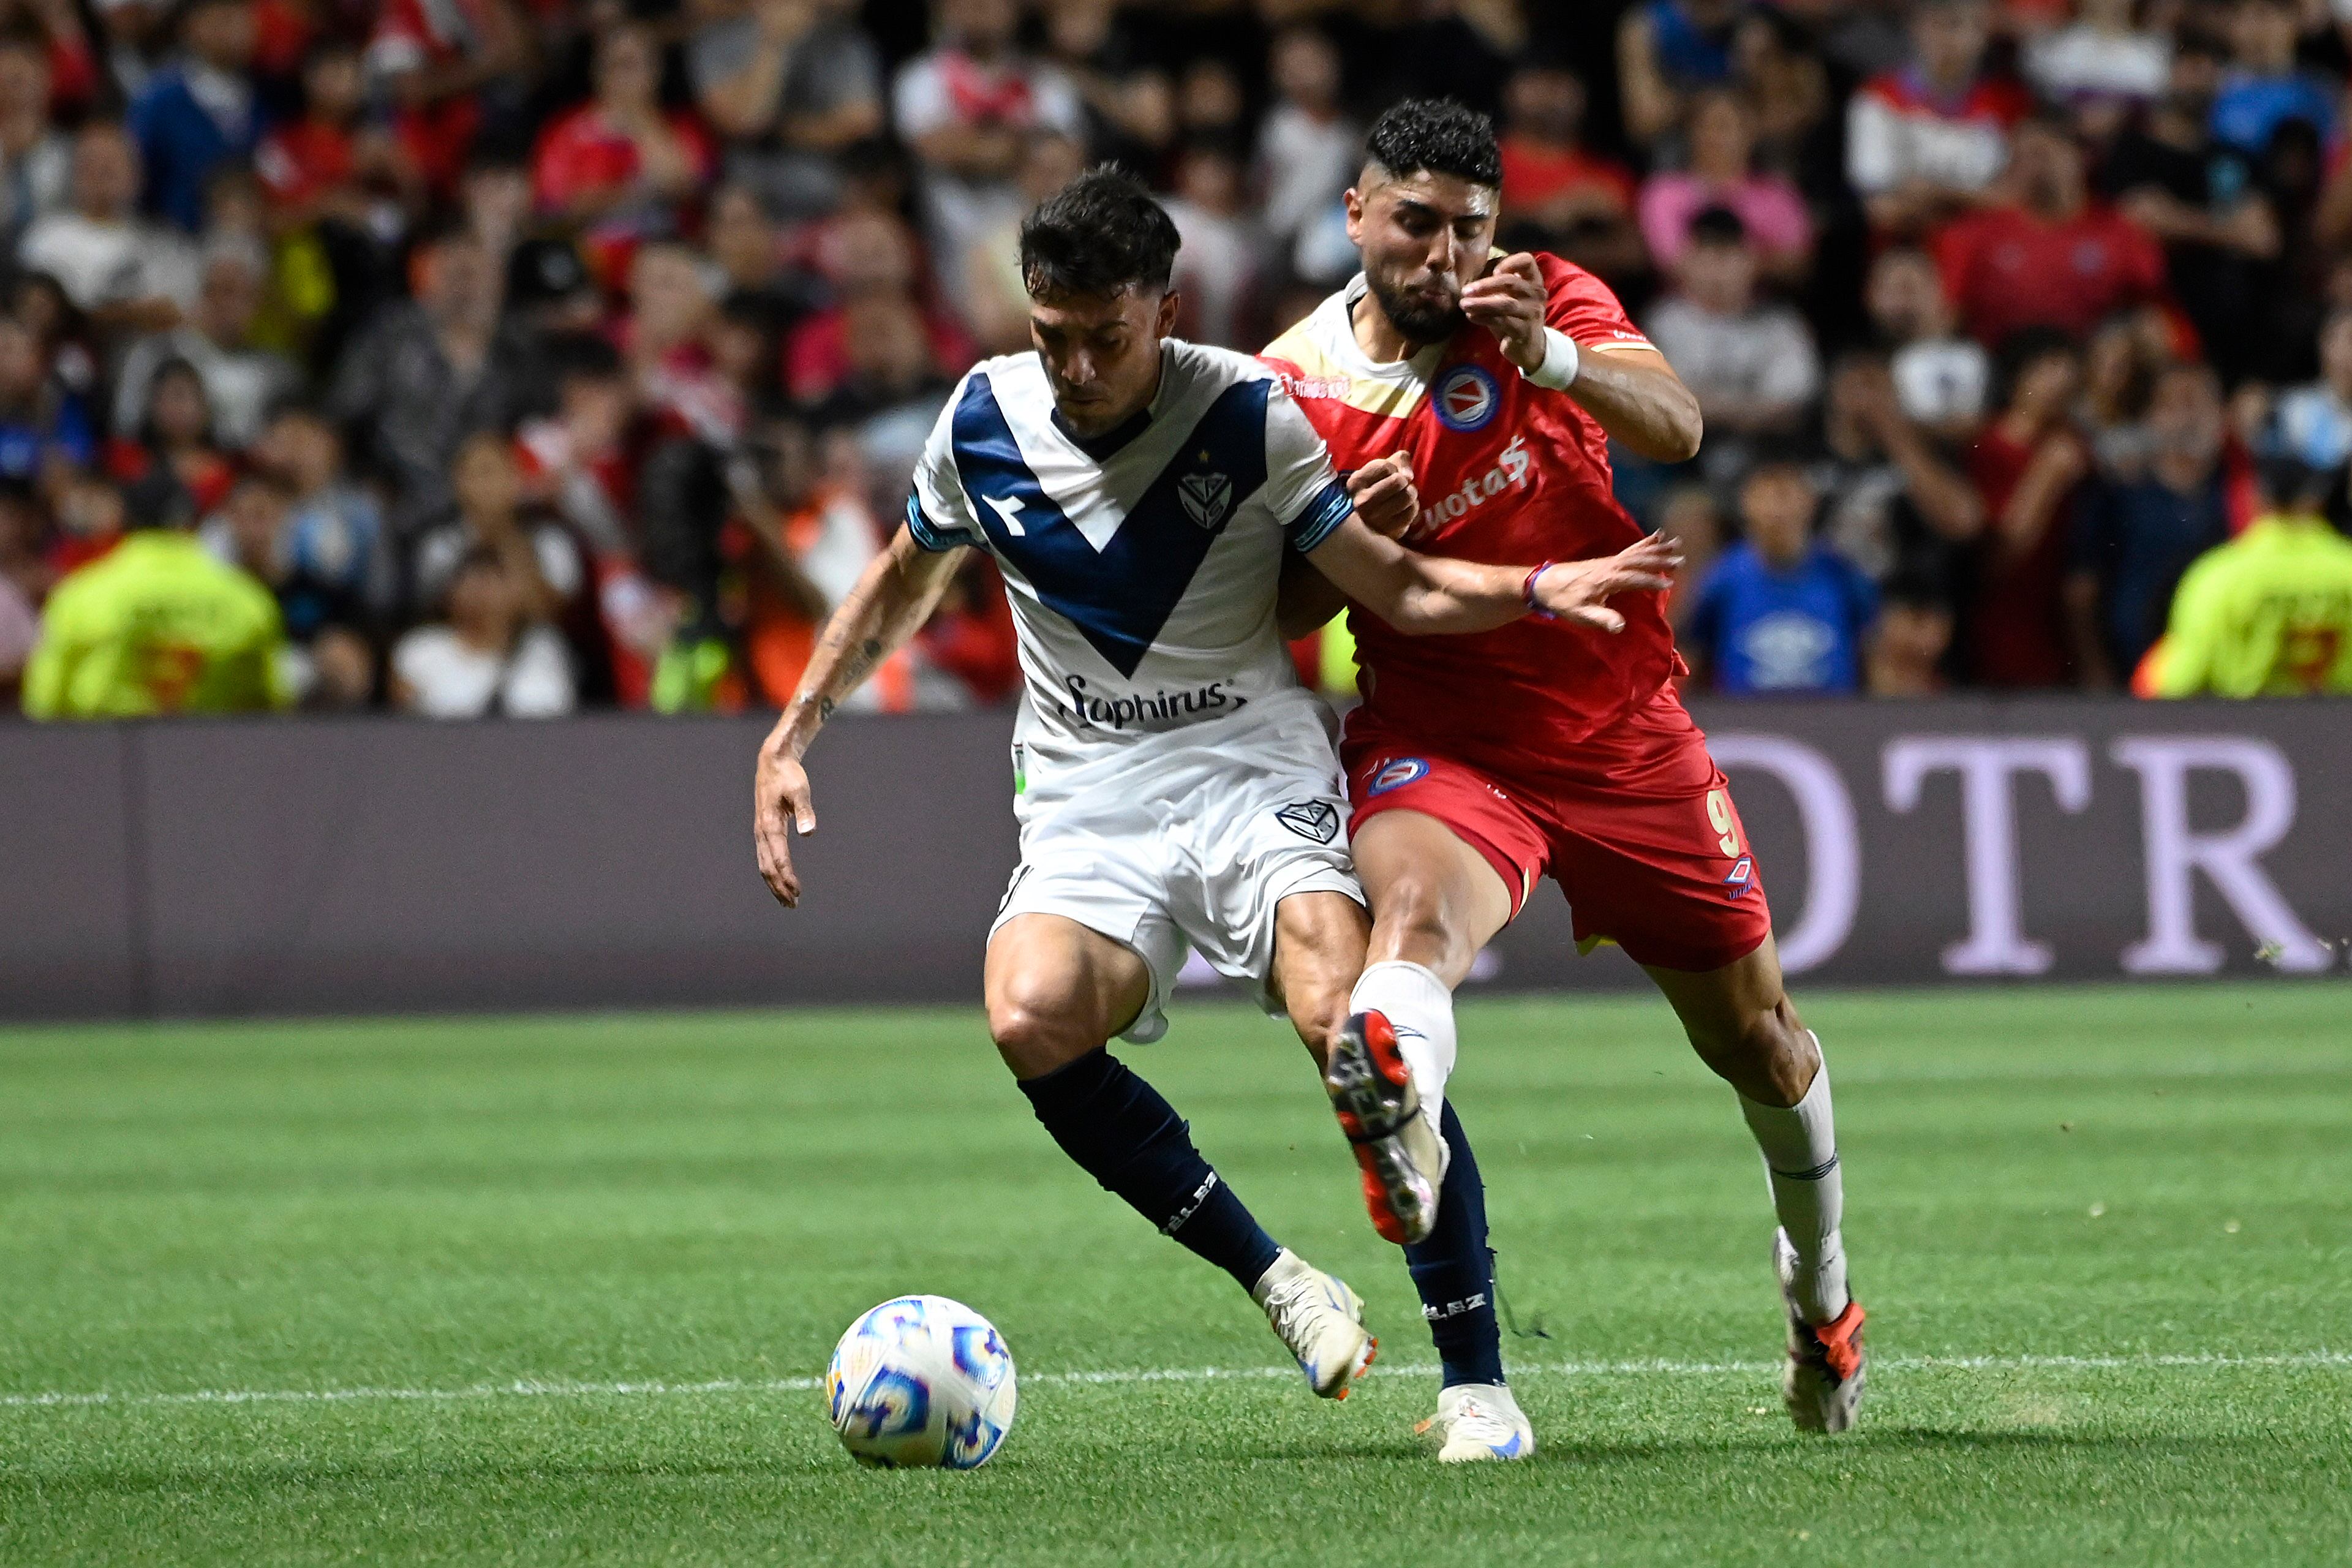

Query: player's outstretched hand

[1460,252,1548,371]
[1346,450,1418,538]
[754,742,817,907]
[1530,533,1683,634]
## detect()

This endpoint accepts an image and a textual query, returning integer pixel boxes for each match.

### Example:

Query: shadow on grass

[1,1425,2310,1501]
[1180,1423,2135,1468]
[1539,1426,2242,1466]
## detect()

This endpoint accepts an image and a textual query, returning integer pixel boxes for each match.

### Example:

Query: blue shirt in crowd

[0,392,92,482]
[1686,541,1879,694]
[2272,381,2352,472]
[1643,0,1738,89]
[129,62,259,232]
[2210,69,2338,158]
[2070,471,2232,673]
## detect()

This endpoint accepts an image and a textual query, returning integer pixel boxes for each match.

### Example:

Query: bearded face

[1365,260,1468,347]
[1346,168,1498,348]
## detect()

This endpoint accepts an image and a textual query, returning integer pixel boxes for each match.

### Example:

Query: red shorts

[1342,687,1772,973]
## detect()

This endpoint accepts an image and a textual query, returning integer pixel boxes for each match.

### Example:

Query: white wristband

[1523,327,1580,391]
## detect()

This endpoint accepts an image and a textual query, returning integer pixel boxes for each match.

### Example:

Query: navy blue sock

[1405,1099,1506,1387]
[1017,1047,1283,1292]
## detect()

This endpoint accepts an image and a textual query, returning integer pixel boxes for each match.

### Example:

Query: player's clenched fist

[1527,533,1682,634]
[754,741,818,906]
[1346,450,1418,538]
[1460,253,1550,373]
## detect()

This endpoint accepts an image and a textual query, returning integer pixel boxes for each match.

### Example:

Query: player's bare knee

[989,996,1097,1080]
[1678,987,1806,1104]
[1726,999,1816,1107]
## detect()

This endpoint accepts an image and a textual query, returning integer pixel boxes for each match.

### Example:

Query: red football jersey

[1261,254,1678,755]
[1934,202,2166,347]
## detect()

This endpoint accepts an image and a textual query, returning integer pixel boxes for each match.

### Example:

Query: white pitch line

[0,1377,822,1411]
[1,1350,2344,1414]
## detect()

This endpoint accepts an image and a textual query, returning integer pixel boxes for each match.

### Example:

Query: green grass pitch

[2,984,2348,1565]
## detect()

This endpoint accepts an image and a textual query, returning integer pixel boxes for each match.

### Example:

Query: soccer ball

[826,1295,1017,1469]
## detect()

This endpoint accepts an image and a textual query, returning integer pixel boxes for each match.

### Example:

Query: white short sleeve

[1757,313,1823,409]
[502,627,577,717]
[1028,66,1087,138]
[530,524,584,600]
[891,55,953,141]
[1259,383,1352,552]
[905,378,989,553]
[1845,92,1901,197]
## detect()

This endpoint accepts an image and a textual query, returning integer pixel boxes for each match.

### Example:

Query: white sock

[1737,1035,1849,1324]
[1348,960,1457,1120]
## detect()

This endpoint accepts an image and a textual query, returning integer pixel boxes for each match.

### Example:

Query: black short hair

[454,541,511,578]
[122,469,193,533]
[1019,166,1182,300]
[230,468,295,501]
[2256,453,2331,508]
[2016,106,2081,143]
[507,236,589,307]
[1688,204,1749,247]
[1363,99,1503,189]
[1741,458,1815,494]
[1992,324,2080,403]
[545,329,624,382]
[262,392,332,428]
[1881,568,1951,611]
[412,212,481,255]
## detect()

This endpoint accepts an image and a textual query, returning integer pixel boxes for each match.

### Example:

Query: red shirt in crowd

[1847,69,2033,216]
[1499,137,1637,216]
[255,118,355,211]
[252,0,317,80]
[530,107,714,216]
[1965,424,2078,687]
[919,562,1020,704]
[102,439,235,517]
[1936,202,2166,345]
[368,0,493,192]
[41,31,97,113]
[782,306,977,406]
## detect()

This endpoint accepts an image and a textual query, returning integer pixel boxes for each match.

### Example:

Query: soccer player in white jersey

[752,168,1676,1400]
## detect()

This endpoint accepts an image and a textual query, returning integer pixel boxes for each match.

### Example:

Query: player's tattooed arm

[754,528,967,907]
[1306,518,1681,637]
[1461,254,1703,464]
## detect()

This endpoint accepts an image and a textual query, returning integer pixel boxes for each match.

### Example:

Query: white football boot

[1251,1248,1377,1398]
[1774,1228,1868,1433]
[1416,1382,1536,1463]
[1324,1010,1450,1245]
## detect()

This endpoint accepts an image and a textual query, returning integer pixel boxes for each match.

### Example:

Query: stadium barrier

[2,698,2346,1020]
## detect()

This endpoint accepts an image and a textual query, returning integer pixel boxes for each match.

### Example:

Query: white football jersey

[906,339,1355,786]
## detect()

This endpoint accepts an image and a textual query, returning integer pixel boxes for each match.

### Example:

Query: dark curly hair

[1363,98,1503,190]
[1018,165,1182,299]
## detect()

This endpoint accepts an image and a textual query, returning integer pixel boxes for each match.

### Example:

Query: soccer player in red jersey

[1264,100,1868,1453]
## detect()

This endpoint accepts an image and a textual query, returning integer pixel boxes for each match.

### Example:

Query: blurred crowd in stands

[7,0,2352,718]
